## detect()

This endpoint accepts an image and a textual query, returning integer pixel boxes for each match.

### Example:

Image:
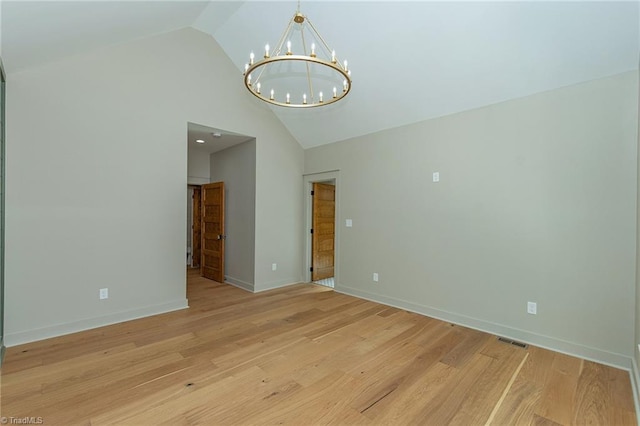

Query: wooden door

[191,186,202,268]
[312,182,335,281]
[201,182,225,282]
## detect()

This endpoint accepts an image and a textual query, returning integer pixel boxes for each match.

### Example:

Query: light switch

[433,172,440,182]
[346,219,353,227]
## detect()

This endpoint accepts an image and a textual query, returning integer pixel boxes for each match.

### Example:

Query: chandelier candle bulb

[343,60,348,71]
[303,93,307,104]
[286,40,292,55]
[247,74,252,86]
[250,52,254,65]
[286,93,290,104]
[256,82,261,94]
[264,44,270,58]
[311,43,316,57]
[244,63,249,74]
[270,89,274,100]
[333,87,337,98]
[319,91,323,103]
[343,79,347,92]
[332,50,336,63]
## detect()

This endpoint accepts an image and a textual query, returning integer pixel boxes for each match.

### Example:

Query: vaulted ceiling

[3,1,639,148]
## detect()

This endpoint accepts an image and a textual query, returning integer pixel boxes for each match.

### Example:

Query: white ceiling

[3,1,639,149]
[188,122,254,155]
[2,1,210,73]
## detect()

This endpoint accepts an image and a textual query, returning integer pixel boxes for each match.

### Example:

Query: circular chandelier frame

[243,10,352,108]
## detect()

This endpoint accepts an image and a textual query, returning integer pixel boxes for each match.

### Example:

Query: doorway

[188,185,201,268]
[303,171,340,288]
[187,182,225,282]
[311,182,335,287]
[186,122,256,289]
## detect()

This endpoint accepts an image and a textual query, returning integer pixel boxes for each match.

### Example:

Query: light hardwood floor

[1,268,637,425]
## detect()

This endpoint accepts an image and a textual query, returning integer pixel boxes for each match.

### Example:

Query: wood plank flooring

[1,268,636,425]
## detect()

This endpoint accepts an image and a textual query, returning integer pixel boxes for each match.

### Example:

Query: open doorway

[187,182,225,283]
[304,171,340,288]
[187,185,201,268]
[187,122,256,289]
[311,182,335,288]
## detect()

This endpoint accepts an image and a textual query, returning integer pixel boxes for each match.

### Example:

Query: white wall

[306,71,638,368]
[211,140,256,290]
[254,130,305,292]
[634,68,640,389]
[1,1,3,58]
[0,0,4,357]
[5,28,304,345]
[627,28,639,403]
[187,148,210,185]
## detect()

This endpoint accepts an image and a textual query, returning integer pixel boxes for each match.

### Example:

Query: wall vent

[497,336,528,349]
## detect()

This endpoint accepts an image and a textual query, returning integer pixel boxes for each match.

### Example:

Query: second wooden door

[201,182,225,282]
[312,182,335,281]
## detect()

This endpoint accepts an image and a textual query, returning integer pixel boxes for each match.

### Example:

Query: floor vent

[497,336,528,349]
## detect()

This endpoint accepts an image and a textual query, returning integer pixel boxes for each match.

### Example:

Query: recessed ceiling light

[212,132,222,138]
[196,139,205,144]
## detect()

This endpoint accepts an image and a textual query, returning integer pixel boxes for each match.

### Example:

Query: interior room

[1,1,639,424]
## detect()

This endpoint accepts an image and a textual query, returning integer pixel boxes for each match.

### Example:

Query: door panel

[201,182,225,282]
[192,186,201,268]
[312,182,335,281]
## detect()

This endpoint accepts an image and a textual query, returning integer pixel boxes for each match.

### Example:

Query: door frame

[189,185,202,268]
[303,171,340,285]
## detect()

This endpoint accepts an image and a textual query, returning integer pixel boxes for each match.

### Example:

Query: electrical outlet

[373,273,379,282]
[99,288,109,300]
[527,301,537,315]
[272,263,277,271]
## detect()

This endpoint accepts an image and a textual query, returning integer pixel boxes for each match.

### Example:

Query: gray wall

[635,69,640,383]
[306,71,638,367]
[5,28,304,345]
[210,139,256,290]
[254,130,305,291]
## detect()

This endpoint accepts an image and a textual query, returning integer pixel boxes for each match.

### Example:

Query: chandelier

[242,4,352,108]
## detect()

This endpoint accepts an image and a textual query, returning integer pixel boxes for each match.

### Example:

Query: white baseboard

[254,279,301,293]
[335,285,632,370]
[5,299,189,347]
[225,276,254,292]
[631,356,640,422]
